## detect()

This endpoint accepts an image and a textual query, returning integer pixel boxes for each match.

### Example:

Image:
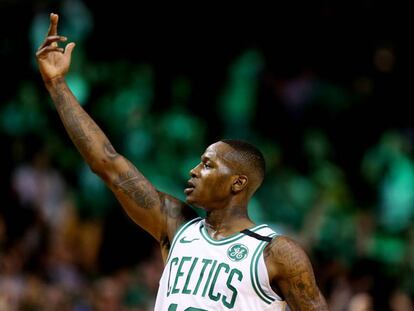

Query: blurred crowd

[1,1,414,310]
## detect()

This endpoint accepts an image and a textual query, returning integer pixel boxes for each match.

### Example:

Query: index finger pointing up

[47,13,59,36]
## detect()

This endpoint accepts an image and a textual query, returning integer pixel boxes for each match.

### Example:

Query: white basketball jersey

[154,217,286,311]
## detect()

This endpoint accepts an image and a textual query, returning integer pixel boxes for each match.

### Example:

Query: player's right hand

[36,13,76,83]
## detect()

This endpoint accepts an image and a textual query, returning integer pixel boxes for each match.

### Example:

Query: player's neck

[204,205,254,240]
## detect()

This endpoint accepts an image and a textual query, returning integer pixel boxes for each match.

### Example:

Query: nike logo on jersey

[180,237,200,243]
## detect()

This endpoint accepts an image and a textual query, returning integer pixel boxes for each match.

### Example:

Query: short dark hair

[220,139,266,182]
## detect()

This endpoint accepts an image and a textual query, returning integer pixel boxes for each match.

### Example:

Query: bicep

[100,155,164,239]
[280,270,327,311]
[95,154,164,238]
[270,237,328,311]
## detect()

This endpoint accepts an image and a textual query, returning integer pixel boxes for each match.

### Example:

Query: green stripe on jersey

[250,233,278,304]
[167,217,202,262]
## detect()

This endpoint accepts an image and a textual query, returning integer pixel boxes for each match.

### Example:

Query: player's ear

[231,175,248,193]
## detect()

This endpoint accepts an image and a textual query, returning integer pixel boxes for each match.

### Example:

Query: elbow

[89,159,109,179]
[89,163,101,175]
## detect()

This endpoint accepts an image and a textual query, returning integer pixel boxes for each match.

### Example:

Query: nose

[189,164,199,177]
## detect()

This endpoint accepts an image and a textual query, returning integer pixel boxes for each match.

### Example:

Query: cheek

[202,174,232,196]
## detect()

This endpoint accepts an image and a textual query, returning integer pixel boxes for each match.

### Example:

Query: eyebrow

[201,155,211,162]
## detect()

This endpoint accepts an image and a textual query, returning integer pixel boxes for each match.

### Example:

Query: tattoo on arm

[52,80,100,157]
[270,237,328,311]
[103,141,119,159]
[113,159,159,209]
[284,273,326,311]
[158,192,180,219]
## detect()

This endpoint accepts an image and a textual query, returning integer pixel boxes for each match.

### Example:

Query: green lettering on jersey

[168,304,207,311]
[193,258,212,295]
[167,257,179,296]
[209,262,230,301]
[172,256,192,294]
[202,260,217,297]
[183,257,199,294]
[167,256,243,309]
[223,268,243,308]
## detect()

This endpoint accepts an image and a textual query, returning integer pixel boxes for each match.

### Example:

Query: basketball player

[36,13,328,311]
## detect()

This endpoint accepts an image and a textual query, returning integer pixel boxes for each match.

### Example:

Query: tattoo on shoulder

[270,237,312,277]
[269,237,328,310]
[113,160,159,209]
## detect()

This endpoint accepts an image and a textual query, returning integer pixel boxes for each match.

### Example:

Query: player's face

[185,142,236,209]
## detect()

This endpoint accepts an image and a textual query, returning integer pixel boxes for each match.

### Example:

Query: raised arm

[36,13,197,256]
[265,236,328,311]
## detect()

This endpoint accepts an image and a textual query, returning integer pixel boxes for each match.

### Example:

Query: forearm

[44,77,194,244]
[46,77,115,172]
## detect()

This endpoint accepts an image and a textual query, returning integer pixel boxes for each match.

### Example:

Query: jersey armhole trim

[166,217,201,262]
[250,232,279,304]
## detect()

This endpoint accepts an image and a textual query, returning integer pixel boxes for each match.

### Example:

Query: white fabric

[154,218,286,311]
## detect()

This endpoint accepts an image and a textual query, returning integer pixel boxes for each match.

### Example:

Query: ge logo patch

[227,244,249,262]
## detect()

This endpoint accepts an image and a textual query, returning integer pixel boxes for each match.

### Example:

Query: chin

[185,196,202,208]
[185,195,195,205]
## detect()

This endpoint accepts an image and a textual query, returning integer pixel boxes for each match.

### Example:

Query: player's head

[185,139,266,209]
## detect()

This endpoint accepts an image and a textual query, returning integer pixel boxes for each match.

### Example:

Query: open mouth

[184,180,195,195]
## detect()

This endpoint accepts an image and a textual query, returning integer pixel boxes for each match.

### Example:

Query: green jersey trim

[200,224,269,246]
[250,233,278,304]
[166,217,202,262]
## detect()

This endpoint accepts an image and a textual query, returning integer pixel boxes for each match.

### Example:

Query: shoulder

[264,236,329,309]
[264,235,313,281]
